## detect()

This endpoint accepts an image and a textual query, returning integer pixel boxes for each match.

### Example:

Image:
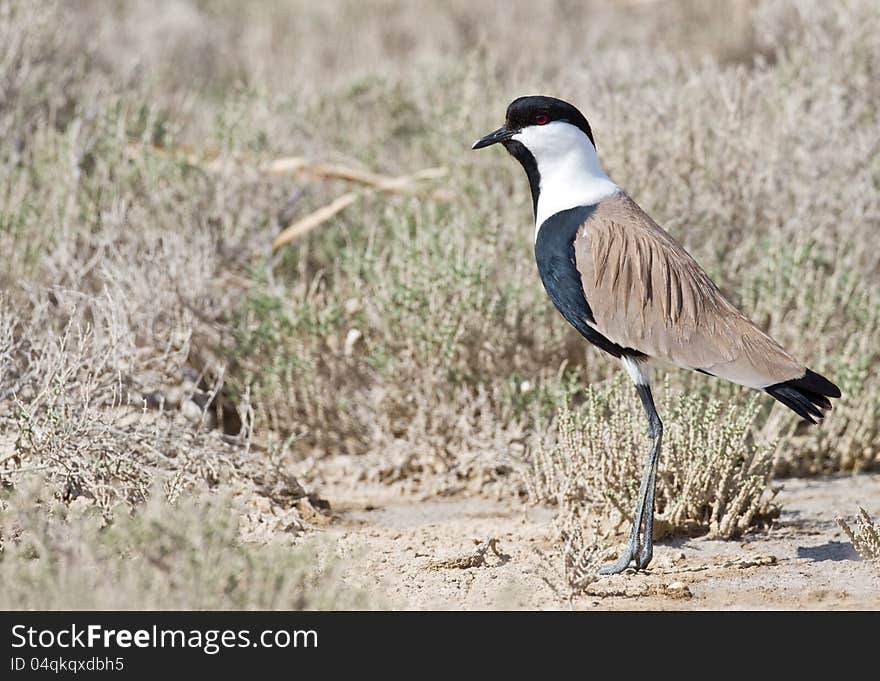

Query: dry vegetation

[1,0,879,606]
[0,480,374,609]
[527,380,779,540]
[837,508,880,563]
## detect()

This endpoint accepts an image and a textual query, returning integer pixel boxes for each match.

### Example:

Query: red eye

[534,114,549,125]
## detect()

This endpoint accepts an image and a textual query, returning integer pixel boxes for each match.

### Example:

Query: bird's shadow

[796,541,859,562]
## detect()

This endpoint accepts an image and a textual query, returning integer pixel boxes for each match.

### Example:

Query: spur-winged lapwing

[473,95,841,574]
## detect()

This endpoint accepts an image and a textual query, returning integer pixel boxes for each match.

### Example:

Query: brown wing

[574,193,804,388]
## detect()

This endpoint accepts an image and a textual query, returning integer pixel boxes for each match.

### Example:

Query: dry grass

[836,508,880,562]
[1,0,879,603]
[0,480,375,609]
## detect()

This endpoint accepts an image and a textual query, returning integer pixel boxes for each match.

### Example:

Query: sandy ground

[317,471,880,610]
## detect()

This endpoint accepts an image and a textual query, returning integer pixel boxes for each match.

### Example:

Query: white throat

[513,121,619,238]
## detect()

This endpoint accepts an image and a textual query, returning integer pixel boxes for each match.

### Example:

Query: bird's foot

[598,541,640,575]
[598,537,654,575]
[636,541,653,570]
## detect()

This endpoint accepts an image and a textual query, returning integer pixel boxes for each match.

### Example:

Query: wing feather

[575,193,803,388]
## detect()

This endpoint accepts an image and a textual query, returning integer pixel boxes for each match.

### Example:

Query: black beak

[472,126,514,150]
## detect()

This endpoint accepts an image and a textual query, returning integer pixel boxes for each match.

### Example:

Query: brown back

[574,193,803,388]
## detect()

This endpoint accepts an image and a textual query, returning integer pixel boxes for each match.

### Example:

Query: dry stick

[263,157,452,201]
[134,144,451,201]
[269,166,452,250]
[271,192,361,252]
[132,144,451,249]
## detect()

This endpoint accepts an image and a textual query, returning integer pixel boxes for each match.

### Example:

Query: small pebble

[665,581,692,598]
[181,399,203,422]
[164,386,183,408]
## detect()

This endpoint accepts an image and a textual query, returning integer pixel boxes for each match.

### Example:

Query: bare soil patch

[316,472,880,610]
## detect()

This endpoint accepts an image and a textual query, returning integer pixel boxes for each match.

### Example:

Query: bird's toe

[598,545,638,575]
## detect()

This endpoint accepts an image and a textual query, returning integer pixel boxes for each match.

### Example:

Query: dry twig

[272,192,361,251]
[426,537,509,570]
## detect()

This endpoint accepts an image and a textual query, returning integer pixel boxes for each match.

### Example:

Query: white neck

[513,121,619,238]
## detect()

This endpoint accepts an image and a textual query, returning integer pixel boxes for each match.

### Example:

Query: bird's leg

[599,381,663,575]
[636,384,662,570]
[598,450,652,574]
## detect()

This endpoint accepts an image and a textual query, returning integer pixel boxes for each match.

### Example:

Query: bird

[472,95,841,574]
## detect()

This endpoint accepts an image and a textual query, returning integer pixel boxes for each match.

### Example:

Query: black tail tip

[765,368,841,425]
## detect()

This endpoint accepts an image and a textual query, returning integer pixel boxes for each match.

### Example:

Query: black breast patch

[534,205,643,360]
